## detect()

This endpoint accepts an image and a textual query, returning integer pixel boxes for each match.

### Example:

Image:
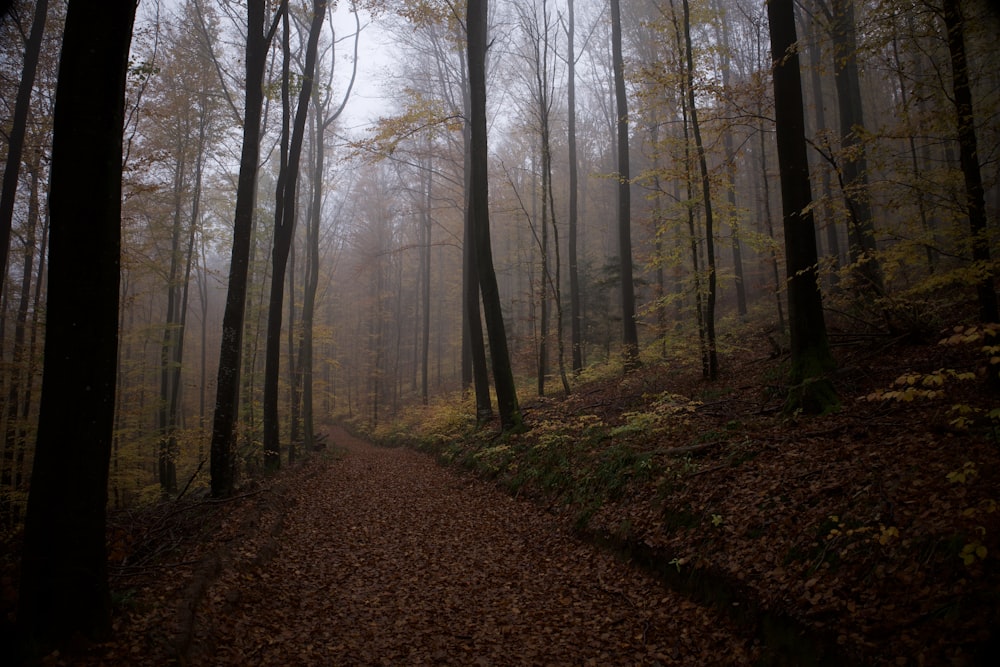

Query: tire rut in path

[192,428,757,665]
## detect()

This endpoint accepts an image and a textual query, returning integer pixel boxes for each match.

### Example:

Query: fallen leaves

[57,427,757,665]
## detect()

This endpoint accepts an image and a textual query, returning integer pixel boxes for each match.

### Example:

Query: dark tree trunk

[211,0,270,498]
[829,0,883,295]
[468,0,522,430]
[158,122,189,494]
[682,0,718,379]
[942,0,998,323]
[611,0,640,370]
[668,0,708,375]
[0,0,48,297]
[16,0,135,653]
[768,0,838,413]
[262,0,293,472]
[299,8,357,446]
[302,102,324,449]
[460,49,492,421]
[262,0,326,470]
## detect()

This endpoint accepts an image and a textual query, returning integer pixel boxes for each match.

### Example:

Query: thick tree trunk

[942,0,998,323]
[611,0,640,370]
[17,0,135,652]
[299,7,358,445]
[263,0,328,470]
[768,0,838,413]
[302,102,323,449]
[460,49,492,421]
[211,0,269,498]
[468,0,522,431]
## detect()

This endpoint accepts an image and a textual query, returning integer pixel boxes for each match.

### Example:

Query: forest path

[187,427,757,665]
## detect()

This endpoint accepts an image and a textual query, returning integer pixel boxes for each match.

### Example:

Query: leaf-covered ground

[21,428,760,665]
[385,326,1000,665]
[4,324,999,665]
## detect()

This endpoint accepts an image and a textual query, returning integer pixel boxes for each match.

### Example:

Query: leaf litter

[54,428,757,666]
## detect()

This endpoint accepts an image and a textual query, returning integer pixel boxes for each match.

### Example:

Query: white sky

[329,2,394,134]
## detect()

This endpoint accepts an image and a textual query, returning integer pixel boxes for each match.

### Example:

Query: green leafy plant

[960,540,987,565]
[945,462,996,567]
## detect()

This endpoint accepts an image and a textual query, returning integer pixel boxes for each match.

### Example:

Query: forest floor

[359,320,1000,666]
[4,426,760,666]
[3,320,1000,665]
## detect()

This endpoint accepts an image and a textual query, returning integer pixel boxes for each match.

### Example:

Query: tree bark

[17,0,135,652]
[157,116,190,494]
[460,47,492,421]
[299,7,358,446]
[942,0,998,323]
[768,0,838,413]
[682,0,718,379]
[262,0,327,469]
[468,0,522,430]
[211,0,270,498]
[611,0,640,370]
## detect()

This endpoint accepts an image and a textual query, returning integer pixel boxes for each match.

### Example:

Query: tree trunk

[0,0,48,297]
[167,98,210,485]
[210,0,270,498]
[668,0,708,376]
[468,0,522,431]
[611,0,640,370]
[682,0,718,379]
[2,164,39,526]
[263,0,328,470]
[768,0,838,414]
[711,0,747,319]
[942,0,998,323]
[299,7,358,446]
[158,120,189,494]
[567,0,583,374]
[460,47,492,421]
[829,0,883,295]
[302,100,324,450]
[16,0,135,652]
